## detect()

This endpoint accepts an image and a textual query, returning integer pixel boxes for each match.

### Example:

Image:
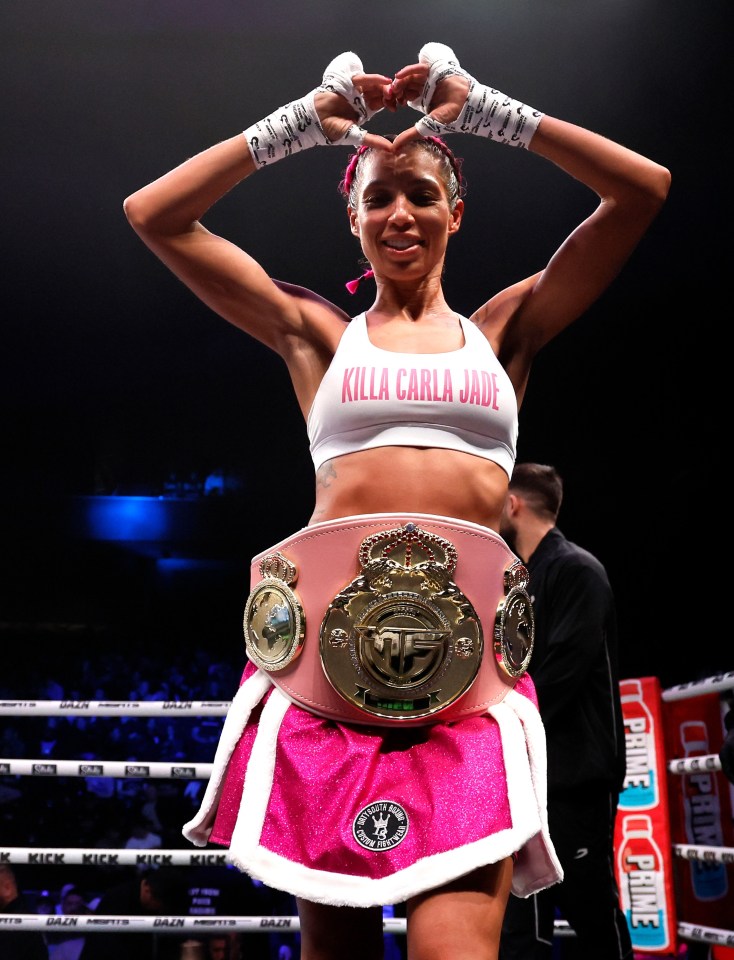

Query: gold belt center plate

[319,523,482,721]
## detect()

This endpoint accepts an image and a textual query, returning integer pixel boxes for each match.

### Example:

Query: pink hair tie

[345,268,374,294]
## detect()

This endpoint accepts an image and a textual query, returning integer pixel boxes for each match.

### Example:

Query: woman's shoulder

[274,279,352,321]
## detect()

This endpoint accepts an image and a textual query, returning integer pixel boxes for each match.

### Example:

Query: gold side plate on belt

[320,522,482,721]
[243,552,305,672]
[494,560,534,678]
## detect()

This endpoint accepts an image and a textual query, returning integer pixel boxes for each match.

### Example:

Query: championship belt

[243,515,534,726]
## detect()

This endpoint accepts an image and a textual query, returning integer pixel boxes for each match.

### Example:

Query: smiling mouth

[383,239,422,251]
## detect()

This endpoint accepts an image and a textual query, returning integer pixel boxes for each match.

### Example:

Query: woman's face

[348,145,463,282]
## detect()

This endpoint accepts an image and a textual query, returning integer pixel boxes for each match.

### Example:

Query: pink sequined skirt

[183,662,563,907]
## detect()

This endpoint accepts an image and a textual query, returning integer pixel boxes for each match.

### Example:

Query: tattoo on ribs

[317,462,337,488]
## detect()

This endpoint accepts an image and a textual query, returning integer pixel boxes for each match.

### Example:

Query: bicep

[517,198,658,346]
[474,190,663,375]
[135,222,303,351]
[138,223,350,418]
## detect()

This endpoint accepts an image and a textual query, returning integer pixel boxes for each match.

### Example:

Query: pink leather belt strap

[244,512,530,727]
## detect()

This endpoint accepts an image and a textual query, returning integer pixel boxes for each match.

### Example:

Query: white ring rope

[2,914,305,934]
[2,673,733,949]
[668,754,722,775]
[2,754,723,779]
[676,923,734,949]
[0,759,212,778]
[673,843,734,865]
[3,844,731,867]
[661,671,734,702]
[2,914,733,947]
[0,848,229,867]
[0,700,230,716]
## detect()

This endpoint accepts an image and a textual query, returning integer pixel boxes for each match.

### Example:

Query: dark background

[1,0,727,689]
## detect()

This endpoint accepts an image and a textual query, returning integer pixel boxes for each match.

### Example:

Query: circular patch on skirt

[352,800,409,851]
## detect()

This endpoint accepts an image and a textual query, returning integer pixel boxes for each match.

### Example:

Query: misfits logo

[353,800,409,852]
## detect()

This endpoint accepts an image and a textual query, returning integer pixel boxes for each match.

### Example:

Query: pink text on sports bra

[341,367,501,410]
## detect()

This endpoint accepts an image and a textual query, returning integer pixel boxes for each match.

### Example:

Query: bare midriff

[310,447,510,534]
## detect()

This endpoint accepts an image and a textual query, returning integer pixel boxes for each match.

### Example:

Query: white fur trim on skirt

[182,670,563,907]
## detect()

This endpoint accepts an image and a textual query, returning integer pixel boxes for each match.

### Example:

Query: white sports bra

[307,313,518,476]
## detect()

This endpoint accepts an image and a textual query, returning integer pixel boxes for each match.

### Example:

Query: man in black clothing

[0,863,49,960]
[498,463,632,960]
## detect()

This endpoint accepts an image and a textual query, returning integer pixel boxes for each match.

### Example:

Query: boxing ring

[1,671,733,953]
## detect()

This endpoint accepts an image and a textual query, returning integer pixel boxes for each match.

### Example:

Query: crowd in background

[1,645,238,850]
[0,639,313,957]
[5,653,243,846]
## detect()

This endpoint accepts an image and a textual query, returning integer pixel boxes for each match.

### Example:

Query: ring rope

[661,670,734,702]
[0,847,229,866]
[2,672,733,949]
[676,923,734,949]
[1,753,722,780]
[0,669,729,715]
[673,843,734,866]
[657,669,734,951]
[3,844,731,867]
[3,913,733,947]
[0,700,230,716]
[1,913,305,934]
[0,759,212,778]
[668,753,722,775]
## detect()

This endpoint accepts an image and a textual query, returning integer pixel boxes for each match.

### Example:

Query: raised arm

[123,54,394,374]
[391,43,671,400]
[507,114,670,349]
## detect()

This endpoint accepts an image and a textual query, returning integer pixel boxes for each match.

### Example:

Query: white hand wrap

[320,51,382,124]
[408,42,543,149]
[244,52,377,167]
